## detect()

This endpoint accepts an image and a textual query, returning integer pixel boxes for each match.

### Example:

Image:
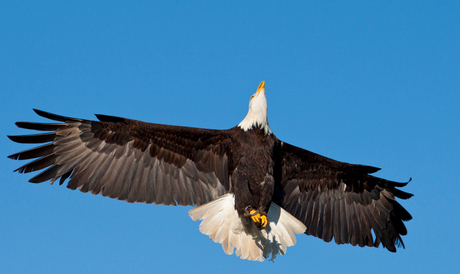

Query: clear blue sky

[1,1,459,273]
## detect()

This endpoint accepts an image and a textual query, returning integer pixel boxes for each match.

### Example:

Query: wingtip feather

[95,114,126,123]
[33,109,82,122]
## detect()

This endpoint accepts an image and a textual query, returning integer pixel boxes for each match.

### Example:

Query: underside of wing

[8,109,233,206]
[274,141,413,252]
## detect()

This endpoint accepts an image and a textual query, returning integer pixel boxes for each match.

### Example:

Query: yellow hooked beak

[251,81,265,99]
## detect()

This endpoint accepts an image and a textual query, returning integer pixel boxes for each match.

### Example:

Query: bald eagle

[8,81,412,261]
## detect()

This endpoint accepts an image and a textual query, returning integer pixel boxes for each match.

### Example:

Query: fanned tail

[189,194,306,261]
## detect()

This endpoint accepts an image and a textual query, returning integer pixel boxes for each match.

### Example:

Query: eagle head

[238,81,272,135]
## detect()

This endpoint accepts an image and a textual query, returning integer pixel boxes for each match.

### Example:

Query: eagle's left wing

[273,141,413,252]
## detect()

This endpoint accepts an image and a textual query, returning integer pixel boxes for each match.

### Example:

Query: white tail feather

[189,194,306,261]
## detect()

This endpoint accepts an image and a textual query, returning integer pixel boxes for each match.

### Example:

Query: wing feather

[275,141,412,252]
[9,109,233,206]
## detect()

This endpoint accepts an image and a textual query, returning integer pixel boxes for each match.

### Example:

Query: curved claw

[259,215,268,229]
[249,210,268,230]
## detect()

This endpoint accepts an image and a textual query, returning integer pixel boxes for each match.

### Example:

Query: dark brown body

[228,127,277,217]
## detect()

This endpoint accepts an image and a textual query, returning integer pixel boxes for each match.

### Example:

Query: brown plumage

[8,81,413,261]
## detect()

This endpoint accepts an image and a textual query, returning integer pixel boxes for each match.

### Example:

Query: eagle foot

[249,209,268,230]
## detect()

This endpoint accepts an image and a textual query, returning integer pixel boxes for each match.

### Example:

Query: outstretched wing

[273,141,413,252]
[8,109,233,206]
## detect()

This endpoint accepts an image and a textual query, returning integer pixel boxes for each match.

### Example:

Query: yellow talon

[249,210,268,229]
[259,215,268,229]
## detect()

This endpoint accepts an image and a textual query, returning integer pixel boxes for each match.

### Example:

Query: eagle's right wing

[8,109,233,206]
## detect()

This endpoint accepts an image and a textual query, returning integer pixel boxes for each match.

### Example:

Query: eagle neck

[237,109,272,135]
